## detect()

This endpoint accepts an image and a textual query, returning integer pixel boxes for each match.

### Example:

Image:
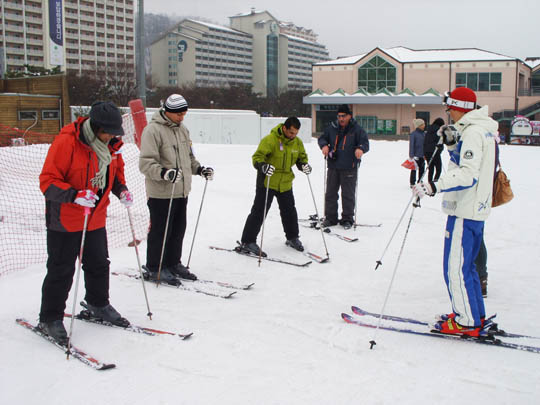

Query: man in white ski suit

[413,87,498,334]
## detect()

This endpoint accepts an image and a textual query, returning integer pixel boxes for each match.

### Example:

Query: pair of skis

[16,309,193,371]
[209,241,329,267]
[342,306,540,354]
[112,270,253,299]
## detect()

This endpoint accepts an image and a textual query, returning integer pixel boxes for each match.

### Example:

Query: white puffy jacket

[434,106,498,221]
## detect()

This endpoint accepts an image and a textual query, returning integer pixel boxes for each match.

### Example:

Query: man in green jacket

[239,117,311,256]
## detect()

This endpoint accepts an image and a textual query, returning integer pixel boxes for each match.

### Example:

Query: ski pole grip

[84,207,91,216]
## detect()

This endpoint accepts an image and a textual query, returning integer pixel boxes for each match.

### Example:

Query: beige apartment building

[0,0,135,75]
[304,46,540,136]
[150,9,329,96]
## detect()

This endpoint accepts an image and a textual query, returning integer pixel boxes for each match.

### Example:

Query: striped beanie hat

[164,94,188,113]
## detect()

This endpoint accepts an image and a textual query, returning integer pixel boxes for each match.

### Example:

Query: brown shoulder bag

[492,163,514,207]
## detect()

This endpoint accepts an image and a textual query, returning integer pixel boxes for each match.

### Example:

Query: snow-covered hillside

[1,140,539,405]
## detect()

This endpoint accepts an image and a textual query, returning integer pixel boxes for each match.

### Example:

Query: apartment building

[151,19,253,88]
[229,9,329,96]
[0,0,135,75]
[150,9,329,96]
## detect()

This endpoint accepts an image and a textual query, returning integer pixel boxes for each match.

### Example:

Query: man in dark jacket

[318,105,369,229]
[423,117,445,182]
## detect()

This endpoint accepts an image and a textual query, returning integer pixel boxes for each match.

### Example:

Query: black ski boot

[38,319,68,346]
[237,242,267,257]
[142,265,182,286]
[321,218,337,228]
[170,263,197,281]
[84,302,130,327]
[286,238,304,252]
[340,220,353,230]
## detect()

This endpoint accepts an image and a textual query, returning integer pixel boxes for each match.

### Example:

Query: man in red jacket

[38,101,132,345]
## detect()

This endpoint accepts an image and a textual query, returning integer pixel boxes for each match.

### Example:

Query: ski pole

[258,175,271,267]
[353,159,361,231]
[374,146,440,270]
[369,204,417,350]
[306,174,330,260]
[66,207,91,359]
[323,156,327,216]
[157,181,176,286]
[186,178,209,269]
[127,206,152,320]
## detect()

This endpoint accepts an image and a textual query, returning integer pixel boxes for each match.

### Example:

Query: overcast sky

[145,0,539,61]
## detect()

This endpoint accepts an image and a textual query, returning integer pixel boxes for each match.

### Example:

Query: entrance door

[416,111,430,126]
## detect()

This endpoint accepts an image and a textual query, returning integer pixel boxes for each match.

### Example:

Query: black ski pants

[426,153,442,183]
[409,158,425,185]
[325,167,357,223]
[146,197,187,270]
[40,227,110,322]
[241,186,299,243]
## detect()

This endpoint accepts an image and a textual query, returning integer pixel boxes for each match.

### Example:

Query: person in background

[409,118,425,187]
[38,101,131,345]
[238,117,310,256]
[423,117,445,182]
[412,87,497,337]
[318,104,369,229]
[139,94,214,284]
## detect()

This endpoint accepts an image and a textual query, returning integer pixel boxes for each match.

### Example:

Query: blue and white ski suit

[434,106,498,327]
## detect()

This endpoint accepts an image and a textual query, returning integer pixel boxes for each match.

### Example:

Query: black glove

[437,125,458,146]
[301,163,312,175]
[199,166,214,180]
[260,163,275,176]
[161,168,182,183]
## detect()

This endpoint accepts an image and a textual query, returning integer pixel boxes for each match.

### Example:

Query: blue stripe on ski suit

[443,216,485,327]
[440,140,478,193]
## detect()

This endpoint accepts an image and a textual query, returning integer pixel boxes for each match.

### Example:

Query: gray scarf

[82,119,112,190]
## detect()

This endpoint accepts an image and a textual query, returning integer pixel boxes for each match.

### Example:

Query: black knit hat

[89,101,124,136]
[164,94,188,113]
[337,104,352,115]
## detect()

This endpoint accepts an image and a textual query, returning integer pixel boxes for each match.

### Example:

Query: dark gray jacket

[318,118,369,170]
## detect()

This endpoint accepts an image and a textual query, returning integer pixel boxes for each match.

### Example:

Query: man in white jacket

[412,87,498,337]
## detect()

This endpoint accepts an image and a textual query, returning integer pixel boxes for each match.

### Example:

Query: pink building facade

[304,47,540,136]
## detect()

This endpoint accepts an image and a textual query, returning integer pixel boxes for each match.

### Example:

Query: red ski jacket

[39,117,127,232]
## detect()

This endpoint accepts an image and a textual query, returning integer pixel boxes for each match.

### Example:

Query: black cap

[338,104,352,115]
[89,101,124,136]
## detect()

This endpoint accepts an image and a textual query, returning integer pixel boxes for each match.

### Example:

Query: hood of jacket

[455,106,499,135]
[149,109,182,129]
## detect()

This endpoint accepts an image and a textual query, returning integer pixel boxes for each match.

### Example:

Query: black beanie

[89,101,124,136]
[337,104,352,115]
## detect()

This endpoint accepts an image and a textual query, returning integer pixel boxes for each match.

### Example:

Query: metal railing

[518,87,540,97]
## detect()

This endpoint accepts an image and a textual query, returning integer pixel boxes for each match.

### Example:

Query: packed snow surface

[1,140,539,404]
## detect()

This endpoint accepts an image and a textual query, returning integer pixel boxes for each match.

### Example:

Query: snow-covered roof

[185,19,249,36]
[303,88,443,105]
[525,59,540,69]
[316,46,517,66]
[281,33,321,46]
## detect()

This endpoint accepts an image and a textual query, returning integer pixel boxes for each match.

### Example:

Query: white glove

[162,168,182,183]
[411,182,436,198]
[437,125,459,146]
[261,163,275,176]
[302,163,312,175]
[74,189,99,207]
[119,190,133,207]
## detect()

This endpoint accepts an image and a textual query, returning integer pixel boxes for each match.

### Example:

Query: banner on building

[48,0,64,66]
[177,40,187,62]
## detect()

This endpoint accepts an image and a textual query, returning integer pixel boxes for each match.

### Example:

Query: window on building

[456,72,501,91]
[42,110,60,120]
[358,55,396,93]
[18,111,38,120]
[267,34,278,97]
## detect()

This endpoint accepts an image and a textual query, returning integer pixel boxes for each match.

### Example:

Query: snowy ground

[1,140,539,405]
